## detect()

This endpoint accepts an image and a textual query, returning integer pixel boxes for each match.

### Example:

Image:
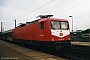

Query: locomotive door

[32,25,37,40]
[32,28,35,40]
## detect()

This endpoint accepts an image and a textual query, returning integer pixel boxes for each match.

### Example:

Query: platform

[71,42,90,46]
[71,42,90,54]
[0,40,29,60]
[0,40,67,60]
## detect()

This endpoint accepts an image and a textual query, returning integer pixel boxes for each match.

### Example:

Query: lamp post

[69,16,73,40]
[15,19,16,28]
[1,22,3,32]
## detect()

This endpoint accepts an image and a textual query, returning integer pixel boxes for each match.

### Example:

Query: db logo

[60,33,63,36]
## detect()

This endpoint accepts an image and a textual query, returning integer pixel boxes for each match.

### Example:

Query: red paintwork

[51,34,70,41]
[13,18,70,42]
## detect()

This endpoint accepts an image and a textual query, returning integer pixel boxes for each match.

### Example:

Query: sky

[0,0,90,32]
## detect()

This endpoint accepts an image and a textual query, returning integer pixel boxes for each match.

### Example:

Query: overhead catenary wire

[41,0,67,13]
[16,0,37,21]
[24,0,37,11]
[54,2,87,14]
[18,0,54,20]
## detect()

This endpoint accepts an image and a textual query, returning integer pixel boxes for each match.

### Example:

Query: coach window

[40,22,44,30]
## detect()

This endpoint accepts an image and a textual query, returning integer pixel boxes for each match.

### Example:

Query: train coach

[13,15,71,50]
[0,29,13,41]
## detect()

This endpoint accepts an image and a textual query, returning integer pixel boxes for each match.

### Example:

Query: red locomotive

[13,15,71,50]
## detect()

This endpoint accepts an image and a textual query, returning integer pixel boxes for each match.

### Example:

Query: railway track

[37,45,90,60]
[70,45,90,60]
[40,49,80,60]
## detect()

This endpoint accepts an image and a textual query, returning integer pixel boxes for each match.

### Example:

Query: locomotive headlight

[58,39,60,41]
[52,38,54,41]
[68,38,70,40]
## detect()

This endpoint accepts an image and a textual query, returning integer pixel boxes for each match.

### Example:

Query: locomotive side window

[40,22,44,30]
[51,21,69,30]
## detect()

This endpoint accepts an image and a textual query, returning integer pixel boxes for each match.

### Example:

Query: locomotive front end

[51,20,70,41]
[50,19,71,50]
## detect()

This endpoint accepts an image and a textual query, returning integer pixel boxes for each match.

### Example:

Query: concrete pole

[15,19,16,28]
[1,22,2,32]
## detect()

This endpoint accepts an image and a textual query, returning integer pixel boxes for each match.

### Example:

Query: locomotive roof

[16,17,68,28]
[36,15,68,22]
[38,18,68,22]
[26,18,68,24]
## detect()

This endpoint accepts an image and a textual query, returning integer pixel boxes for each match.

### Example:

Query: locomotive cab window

[51,21,60,30]
[61,22,69,30]
[40,22,44,30]
[51,20,69,30]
